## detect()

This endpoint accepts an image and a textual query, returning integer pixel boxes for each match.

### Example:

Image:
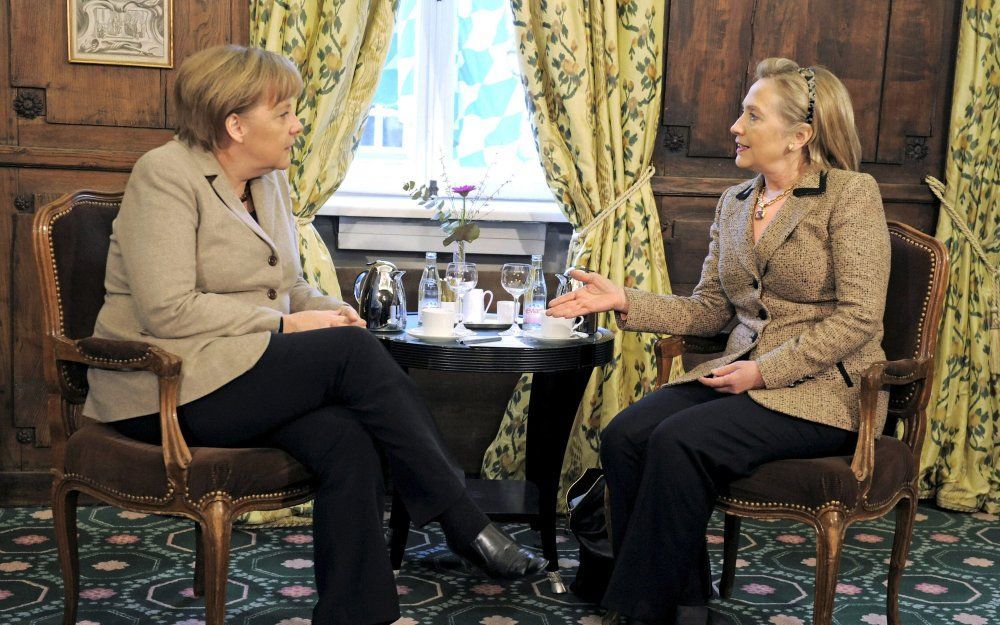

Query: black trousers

[113,327,467,625]
[599,383,857,623]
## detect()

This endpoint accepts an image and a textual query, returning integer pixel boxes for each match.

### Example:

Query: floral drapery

[919,1,1000,513]
[250,0,398,299]
[482,0,681,503]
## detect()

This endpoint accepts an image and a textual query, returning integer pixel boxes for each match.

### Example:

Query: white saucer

[523,329,588,342]
[406,327,460,342]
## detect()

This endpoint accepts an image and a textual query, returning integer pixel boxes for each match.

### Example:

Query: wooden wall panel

[662,0,754,158]
[0,169,16,472]
[11,212,45,435]
[1,0,249,502]
[17,117,172,152]
[877,0,955,166]
[0,0,14,472]
[749,0,890,163]
[0,0,13,144]
[11,1,164,127]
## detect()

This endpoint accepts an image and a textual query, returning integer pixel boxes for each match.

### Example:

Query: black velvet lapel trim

[735,183,755,201]
[792,170,827,197]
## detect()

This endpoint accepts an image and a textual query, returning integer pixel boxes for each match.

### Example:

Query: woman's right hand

[546,269,629,318]
[282,306,367,332]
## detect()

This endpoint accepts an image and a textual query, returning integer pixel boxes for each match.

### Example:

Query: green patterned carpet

[0,504,997,624]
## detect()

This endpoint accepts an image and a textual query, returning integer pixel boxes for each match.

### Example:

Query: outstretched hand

[545,270,629,319]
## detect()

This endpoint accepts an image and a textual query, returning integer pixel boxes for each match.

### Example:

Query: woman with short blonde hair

[174,45,304,151]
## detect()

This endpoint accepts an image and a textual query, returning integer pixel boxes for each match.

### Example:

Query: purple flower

[451,185,476,197]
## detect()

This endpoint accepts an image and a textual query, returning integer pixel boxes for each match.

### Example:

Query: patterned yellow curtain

[250,0,398,299]
[919,1,1000,513]
[482,0,681,504]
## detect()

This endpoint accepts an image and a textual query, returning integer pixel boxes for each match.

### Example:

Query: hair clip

[797,67,816,124]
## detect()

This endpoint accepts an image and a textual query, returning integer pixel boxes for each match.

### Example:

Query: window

[335,0,553,206]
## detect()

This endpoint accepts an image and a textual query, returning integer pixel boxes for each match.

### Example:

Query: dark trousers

[113,327,467,625]
[599,383,856,623]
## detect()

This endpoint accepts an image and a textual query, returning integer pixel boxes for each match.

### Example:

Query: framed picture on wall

[67,0,173,68]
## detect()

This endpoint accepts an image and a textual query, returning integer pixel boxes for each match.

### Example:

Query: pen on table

[461,336,502,346]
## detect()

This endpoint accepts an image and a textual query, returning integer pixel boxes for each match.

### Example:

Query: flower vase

[452,242,466,265]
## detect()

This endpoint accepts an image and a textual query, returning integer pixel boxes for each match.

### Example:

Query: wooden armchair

[33,191,317,625]
[652,222,948,625]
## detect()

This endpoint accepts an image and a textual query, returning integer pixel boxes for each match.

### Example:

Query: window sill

[320,193,567,256]
[318,193,568,223]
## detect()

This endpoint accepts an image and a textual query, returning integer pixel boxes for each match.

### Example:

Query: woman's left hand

[337,304,367,328]
[699,360,765,394]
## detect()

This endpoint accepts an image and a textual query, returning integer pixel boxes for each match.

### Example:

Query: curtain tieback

[568,166,655,265]
[926,175,1000,371]
[295,215,316,228]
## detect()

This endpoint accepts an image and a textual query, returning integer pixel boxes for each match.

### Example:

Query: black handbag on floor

[566,468,614,603]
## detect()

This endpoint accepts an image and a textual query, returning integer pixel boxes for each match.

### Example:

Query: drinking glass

[498,262,531,336]
[445,262,478,334]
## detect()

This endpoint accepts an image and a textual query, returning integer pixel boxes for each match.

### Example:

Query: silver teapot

[354,260,407,332]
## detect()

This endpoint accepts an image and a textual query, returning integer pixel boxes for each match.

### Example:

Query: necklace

[754,183,795,220]
[239,184,250,203]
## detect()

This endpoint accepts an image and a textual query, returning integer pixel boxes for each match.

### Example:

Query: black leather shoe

[448,523,548,578]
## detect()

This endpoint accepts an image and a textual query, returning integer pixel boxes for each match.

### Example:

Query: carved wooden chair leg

[812,509,846,625]
[52,483,80,625]
[720,514,741,598]
[388,491,411,576]
[194,522,206,597]
[199,501,233,625]
[887,495,917,625]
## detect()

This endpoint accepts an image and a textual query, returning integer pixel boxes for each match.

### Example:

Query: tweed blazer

[84,139,345,422]
[619,169,890,432]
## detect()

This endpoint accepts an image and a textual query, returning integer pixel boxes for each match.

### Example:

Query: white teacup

[461,288,494,323]
[496,300,516,324]
[422,307,456,336]
[540,314,584,338]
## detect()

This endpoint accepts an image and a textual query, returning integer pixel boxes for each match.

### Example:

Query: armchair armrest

[850,357,932,483]
[50,335,192,481]
[653,333,729,387]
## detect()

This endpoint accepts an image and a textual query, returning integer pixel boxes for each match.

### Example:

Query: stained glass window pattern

[452,0,538,168]
[358,0,416,153]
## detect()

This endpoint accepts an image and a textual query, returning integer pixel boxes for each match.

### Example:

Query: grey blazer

[84,139,345,422]
[619,169,891,433]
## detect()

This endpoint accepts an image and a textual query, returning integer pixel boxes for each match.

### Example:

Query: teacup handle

[484,290,494,311]
[571,316,585,332]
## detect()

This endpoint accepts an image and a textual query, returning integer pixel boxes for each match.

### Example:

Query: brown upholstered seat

[63,424,314,504]
[33,191,318,625]
[652,222,948,625]
[722,436,914,512]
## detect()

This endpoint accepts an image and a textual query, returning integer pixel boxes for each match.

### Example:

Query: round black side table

[374,314,614,592]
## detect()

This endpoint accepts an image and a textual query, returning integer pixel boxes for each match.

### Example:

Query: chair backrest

[881,222,949,440]
[33,190,123,404]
